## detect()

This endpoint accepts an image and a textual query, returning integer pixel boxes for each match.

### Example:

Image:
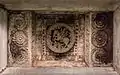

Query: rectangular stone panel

[7,11,113,67]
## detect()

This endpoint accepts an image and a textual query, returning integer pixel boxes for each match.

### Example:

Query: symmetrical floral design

[12,31,27,46]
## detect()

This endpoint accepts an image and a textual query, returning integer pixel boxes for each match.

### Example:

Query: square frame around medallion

[32,12,86,67]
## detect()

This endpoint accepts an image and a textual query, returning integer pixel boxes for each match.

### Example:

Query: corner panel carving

[91,12,113,66]
[8,11,32,67]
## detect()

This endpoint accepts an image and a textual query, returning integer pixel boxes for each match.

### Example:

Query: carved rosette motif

[14,14,27,30]
[47,23,75,53]
[92,14,107,30]
[91,30,107,48]
[12,31,27,46]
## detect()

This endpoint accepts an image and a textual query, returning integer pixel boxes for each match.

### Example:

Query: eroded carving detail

[14,14,27,30]
[92,13,108,30]
[10,41,28,63]
[92,48,108,64]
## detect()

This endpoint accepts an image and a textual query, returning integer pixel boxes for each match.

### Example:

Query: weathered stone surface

[0,8,7,72]
[1,67,118,75]
[113,6,120,74]
[0,0,119,11]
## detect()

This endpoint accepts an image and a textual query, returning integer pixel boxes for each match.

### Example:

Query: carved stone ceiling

[0,0,119,11]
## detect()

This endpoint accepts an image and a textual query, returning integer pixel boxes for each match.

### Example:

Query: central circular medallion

[47,23,75,53]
